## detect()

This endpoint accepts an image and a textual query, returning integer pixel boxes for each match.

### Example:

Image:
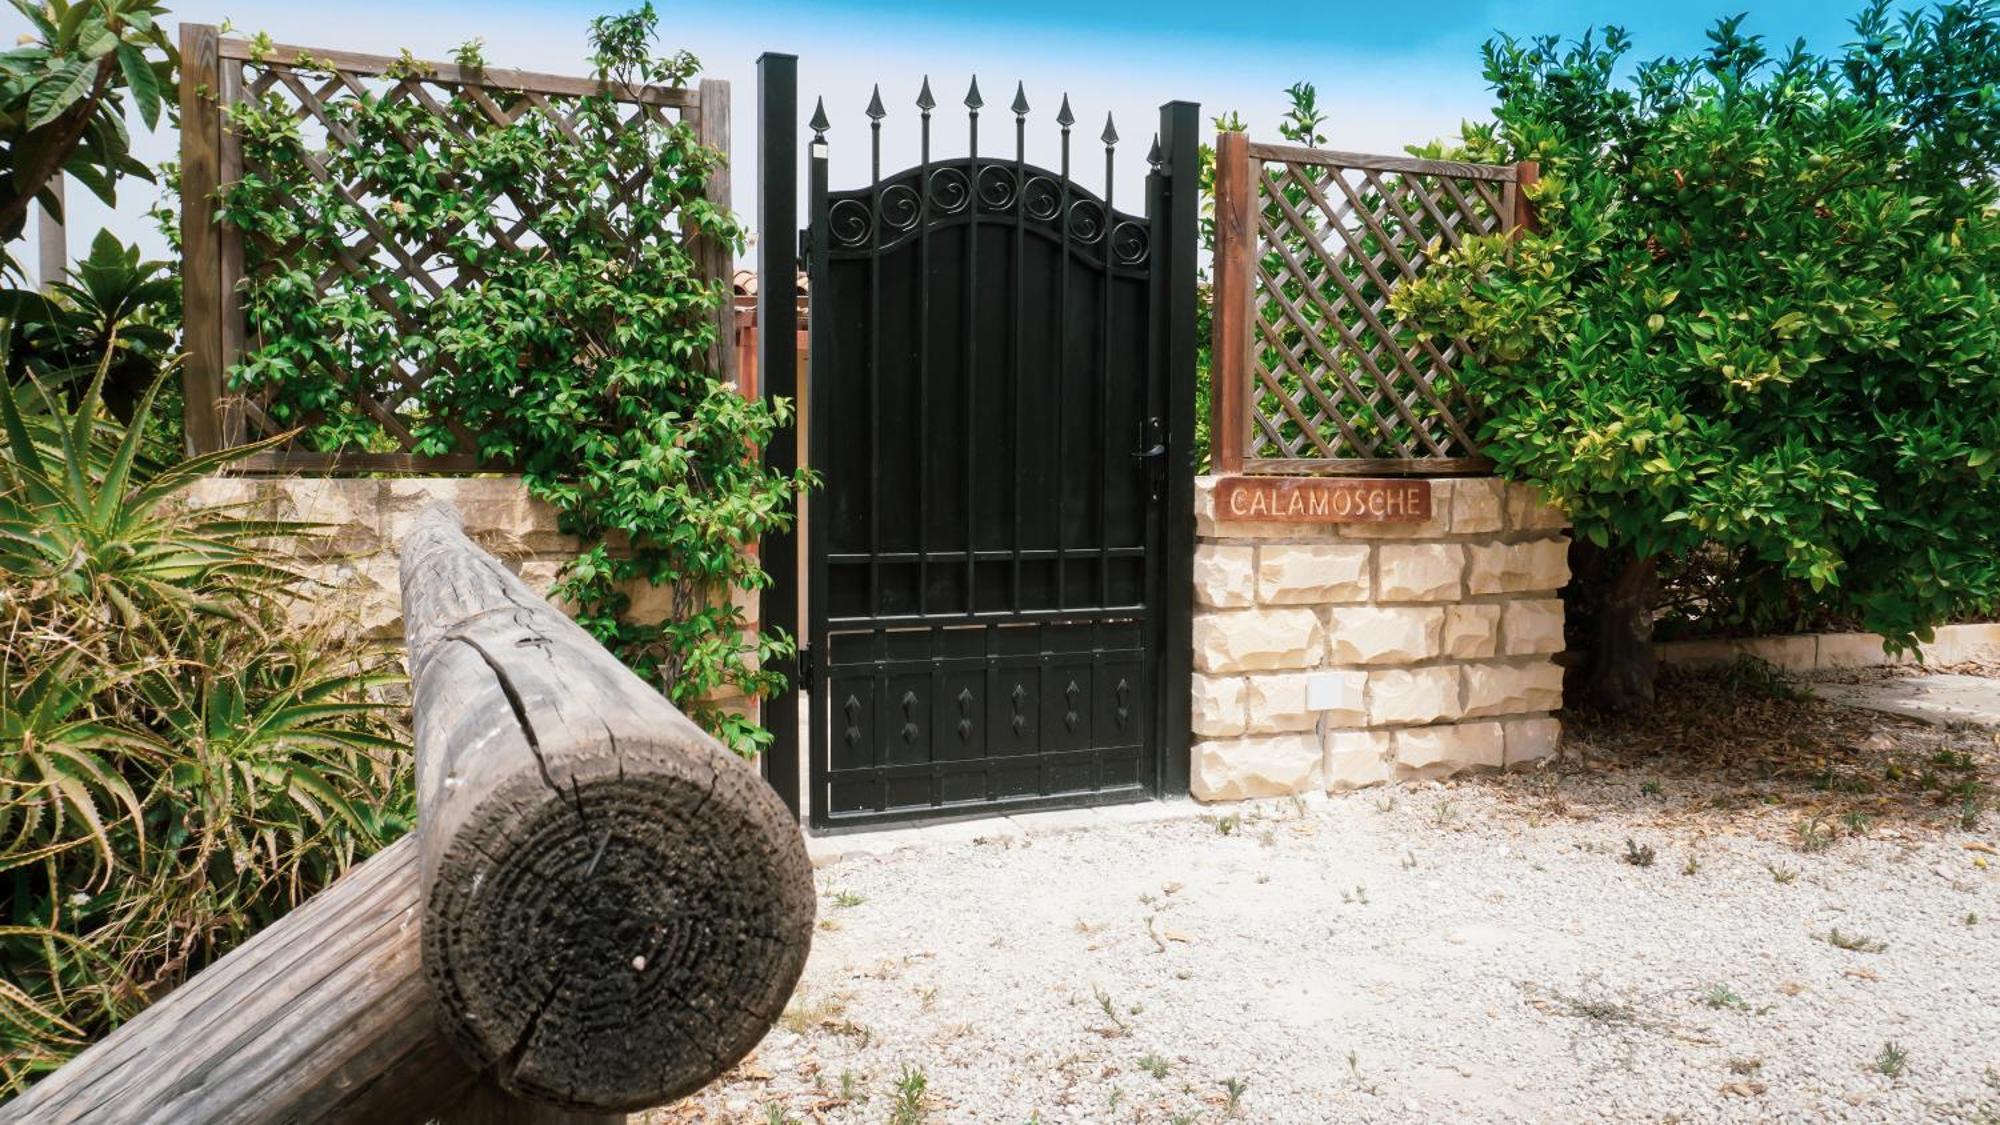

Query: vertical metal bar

[1156,100,1201,799]
[916,82,933,618]
[1010,87,1027,615]
[755,53,803,822]
[179,23,224,456]
[1097,117,1116,610]
[867,90,883,621]
[1209,130,1252,474]
[1055,99,1072,610]
[963,79,981,619]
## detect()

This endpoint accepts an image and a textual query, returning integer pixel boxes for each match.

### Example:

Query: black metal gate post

[1156,100,1199,799]
[756,52,802,819]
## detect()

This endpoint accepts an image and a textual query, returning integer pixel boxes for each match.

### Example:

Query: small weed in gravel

[1818,927,1888,953]
[1702,983,1750,1011]
[1623,838,1657,867]
[1769,863,1799,884]
[1341,884,1369,904]
[1967,912,1980,926]
[1138,1052,1171,1079]
[1640,779,1663,798]
[763,1105,800,1125]
[832,889,865,908]
[1682,853,1700,876]
[889,1065,931,1124]
[1346,1050,1378,1094]
[1093,985,1133,1036]
[839,1068,862,1103]
[1212,814,1240,836]
[1796,815,1836,853]
[1875,1041,1909,1078]
[1222,1076,1248,1116]
[1432,798,1460,829]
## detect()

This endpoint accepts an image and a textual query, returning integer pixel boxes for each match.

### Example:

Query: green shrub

[1393,3,2000,704]
[0,354,409,1095]
[215,5,803,754]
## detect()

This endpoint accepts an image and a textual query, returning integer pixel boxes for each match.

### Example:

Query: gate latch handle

[1132,416,1167,459]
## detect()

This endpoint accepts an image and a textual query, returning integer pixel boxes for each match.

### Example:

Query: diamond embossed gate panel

[804,80,1191,828]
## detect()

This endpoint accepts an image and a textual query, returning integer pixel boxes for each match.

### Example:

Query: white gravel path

[657,771,2000,1124]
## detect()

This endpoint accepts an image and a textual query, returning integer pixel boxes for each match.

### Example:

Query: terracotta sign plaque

[1214,476,1432,523]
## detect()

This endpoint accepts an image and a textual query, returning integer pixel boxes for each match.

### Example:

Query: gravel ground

[654,690,2000,1123]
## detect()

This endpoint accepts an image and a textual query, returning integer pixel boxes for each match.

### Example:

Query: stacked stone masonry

[182,476,758,713]
[1191,476,1569,802]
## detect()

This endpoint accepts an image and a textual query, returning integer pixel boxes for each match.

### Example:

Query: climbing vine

[216,5,804,755]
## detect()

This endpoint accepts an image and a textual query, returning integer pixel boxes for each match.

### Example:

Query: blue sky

[2,0,1922,276]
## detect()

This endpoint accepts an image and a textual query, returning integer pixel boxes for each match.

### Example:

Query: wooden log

[402,501,814,1112]
[0,837,481,1124]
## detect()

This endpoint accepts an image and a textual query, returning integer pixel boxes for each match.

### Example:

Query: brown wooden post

[36,174,64,289]
[696,78,735,388]
[1209,130,1252,475]
[178,23,224,456]
[1510,159,1539,235]
[216,56,248,448]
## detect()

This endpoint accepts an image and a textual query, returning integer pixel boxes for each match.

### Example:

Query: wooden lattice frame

[178,24,734,473]
[1210,133,1537,476]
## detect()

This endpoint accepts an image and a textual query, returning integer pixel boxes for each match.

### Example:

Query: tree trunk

[401,502,815,1113]
[1573,546,1660,712]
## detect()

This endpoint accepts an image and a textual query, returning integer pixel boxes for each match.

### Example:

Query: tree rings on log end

[422,750,814,1111]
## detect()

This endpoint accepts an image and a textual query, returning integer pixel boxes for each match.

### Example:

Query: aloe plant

[0,336,410,1095]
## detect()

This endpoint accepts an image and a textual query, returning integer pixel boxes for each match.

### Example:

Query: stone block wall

[1190,476,1570,801]
[181,476,758,711]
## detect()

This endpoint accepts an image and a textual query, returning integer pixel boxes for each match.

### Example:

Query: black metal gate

[768,73,1198,829]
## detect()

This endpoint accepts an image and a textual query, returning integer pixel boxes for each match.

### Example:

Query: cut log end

[426,755,814,1110]
[402,501,814,1112]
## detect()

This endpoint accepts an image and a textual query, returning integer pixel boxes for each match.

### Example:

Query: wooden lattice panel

[178,27,729,472]
[1210,135,1531,476]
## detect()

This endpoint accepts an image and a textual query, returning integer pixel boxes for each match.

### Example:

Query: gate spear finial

[1011,81,1030,118]
[964,75,983,111]
[865,84,886,121]
[1101,112,1119,148]
[808,96,830,141]
[916,75,936,113]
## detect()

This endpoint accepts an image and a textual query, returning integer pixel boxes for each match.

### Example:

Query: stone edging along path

[1654,622,2000,673]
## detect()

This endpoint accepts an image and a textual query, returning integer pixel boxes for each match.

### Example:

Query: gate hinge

[796,643,815,685]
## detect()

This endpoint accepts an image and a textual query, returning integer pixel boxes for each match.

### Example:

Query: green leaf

[115,44,159,129]
[27,59,93,129]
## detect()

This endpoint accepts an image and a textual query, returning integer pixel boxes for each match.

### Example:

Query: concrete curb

[1655,622,2000,673]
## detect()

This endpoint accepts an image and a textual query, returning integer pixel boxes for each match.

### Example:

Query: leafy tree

[0,0,176,279]
[1393,2,2000,708]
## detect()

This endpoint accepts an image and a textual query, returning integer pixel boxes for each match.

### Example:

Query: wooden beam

[695,78,735,389]
[179,23,224,456]
[36,173,64,289]
[1243,139,1517,181]
[1511,160,1540,235]
[1209,130,1252,475]
[0,837,480,1125]
[401,502,814,1111]
[215,37,697,107]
